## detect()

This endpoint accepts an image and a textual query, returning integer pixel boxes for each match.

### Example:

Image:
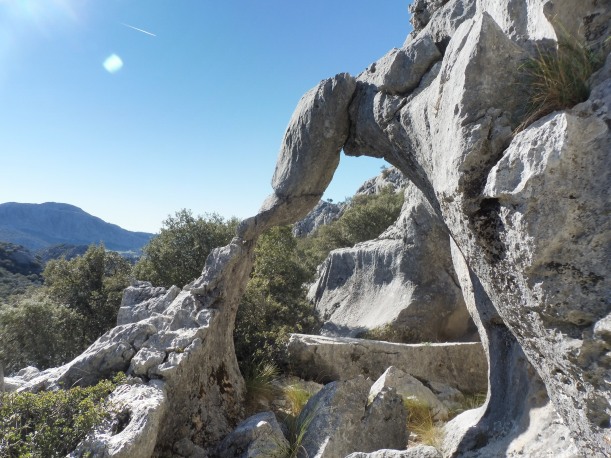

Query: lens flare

[103,54,123,74]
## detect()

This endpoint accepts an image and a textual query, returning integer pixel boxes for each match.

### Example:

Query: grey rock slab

[238,74,356,240]
[299,376,407,458]
[287,334,487,393]
[358,35,441,95]
[346,445,442,458]
[70,383,167,458]
[370,366,449,420]
[214,411,288,458]
[310,182,476,343]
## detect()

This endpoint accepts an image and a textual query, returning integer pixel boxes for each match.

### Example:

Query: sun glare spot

[103,54,123,74]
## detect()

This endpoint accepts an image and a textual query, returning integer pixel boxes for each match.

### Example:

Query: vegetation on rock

[296,186,404,273]
[519,34,608,129]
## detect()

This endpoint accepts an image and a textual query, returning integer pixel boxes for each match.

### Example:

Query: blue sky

[1,1,412,233]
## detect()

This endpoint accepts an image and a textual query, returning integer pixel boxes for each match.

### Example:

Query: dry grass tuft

[404,398,445,448]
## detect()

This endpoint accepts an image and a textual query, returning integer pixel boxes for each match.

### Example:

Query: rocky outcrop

[298,376,408,458]
[14,1,609,456]
[347,446,442,458]
[214,411,288,458]
[293,200,344,237]
[355,166,409,196]
[309,182,476,342]
[286,334,487,393]
[13,71,359,457]
[370,366,449,421]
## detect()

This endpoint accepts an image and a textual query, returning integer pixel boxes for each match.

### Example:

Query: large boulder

[309,182,476,342]
[287,334,487,393]
[369,366,449,421]
[298,376,407,458]
[214,411,289,458]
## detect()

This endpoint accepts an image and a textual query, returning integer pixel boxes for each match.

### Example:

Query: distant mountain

[0,202,154,252]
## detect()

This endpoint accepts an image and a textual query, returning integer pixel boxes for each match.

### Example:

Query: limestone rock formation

[298,376,408,458]
[369,366,449,421]
[309,181,476,342]
[11,0,610,456]
[354,166,409,196]
[214,411,288,458]
[286,334,487,393]
[346,446,442,458]
[293,200,344,237]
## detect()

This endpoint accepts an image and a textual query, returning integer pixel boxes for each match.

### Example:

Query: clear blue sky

[1,1,413,233]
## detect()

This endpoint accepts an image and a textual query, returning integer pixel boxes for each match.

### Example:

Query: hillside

[0,202,153,252]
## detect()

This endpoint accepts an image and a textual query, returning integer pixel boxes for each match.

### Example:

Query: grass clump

[404,398,444,448]
[0,373,125,457]
[244,361,281,414]
[519,35,607,129]
[283,384,314,417]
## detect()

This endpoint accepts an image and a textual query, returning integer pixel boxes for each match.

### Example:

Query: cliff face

[13,1,610,456]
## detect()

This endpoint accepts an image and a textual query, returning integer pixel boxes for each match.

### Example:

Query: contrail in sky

[121,23,156,37]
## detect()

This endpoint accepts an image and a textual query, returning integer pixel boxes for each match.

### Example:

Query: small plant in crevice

[243,361,280,415]
[277,401,320,458]
[283,384,314,417]
[517,33,607,131]
[404,398,445,448]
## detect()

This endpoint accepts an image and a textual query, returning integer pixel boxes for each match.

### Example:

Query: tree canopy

[133,209,239,288]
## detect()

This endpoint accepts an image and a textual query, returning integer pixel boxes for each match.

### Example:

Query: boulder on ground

[215,411,288,458]
[298,376,407,458]
[370,366,449,421]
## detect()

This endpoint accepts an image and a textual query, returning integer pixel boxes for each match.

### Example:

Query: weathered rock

[299,376,407,458]
[293,200,344,237]
[310,182,476,342]
[427,381,465,411]
[117,282,180,325]
[238,73,356,240]
[70,383,166,458]
[370,366,449,420]
[358,35,442,95]
[346,445,442,458]
[355,166,409,196]
[214,411,289,458]
[287,334,487,393]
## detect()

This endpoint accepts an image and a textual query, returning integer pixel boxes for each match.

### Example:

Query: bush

[44,245,132,341]
[519,35,606,129]
[133,209,238,288]
[0,374,124,457]
[235,227,320,373]
[0,291,87,373]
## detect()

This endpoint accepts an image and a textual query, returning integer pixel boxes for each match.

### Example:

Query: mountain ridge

[0,202,153,252]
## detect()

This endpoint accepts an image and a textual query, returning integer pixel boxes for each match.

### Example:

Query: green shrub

[0,291,88,373]
[44,245,132,341]
[0,374,124,457]
[244,361,280,415]
[133,209,238,288]
[235,227,320,374]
